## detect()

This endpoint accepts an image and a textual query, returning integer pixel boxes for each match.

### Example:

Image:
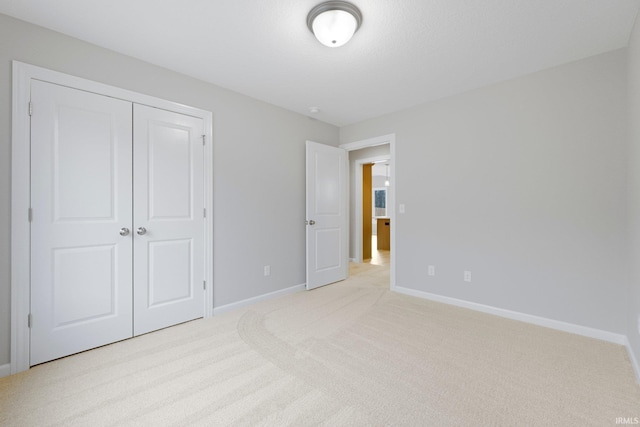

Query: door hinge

[203,280,206,290]
[202,135,206,146]
[28,208,33,222]
[28,101,33,116]
[28,313,32,328]
[203,208,206,218]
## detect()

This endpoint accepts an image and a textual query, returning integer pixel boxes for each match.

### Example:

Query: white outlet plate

[264,265,271,276]
[464,271,471,282]
[428,265,435,276]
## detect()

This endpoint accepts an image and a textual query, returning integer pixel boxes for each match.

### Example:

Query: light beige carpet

[1,263,639,426]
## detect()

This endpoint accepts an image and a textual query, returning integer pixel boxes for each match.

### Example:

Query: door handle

[308,220,316,226]
[119,227,130,236]
[136,227,147,235]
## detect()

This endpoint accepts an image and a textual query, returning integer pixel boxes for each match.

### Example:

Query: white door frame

[10,61,214,374]
[340,134,396,289]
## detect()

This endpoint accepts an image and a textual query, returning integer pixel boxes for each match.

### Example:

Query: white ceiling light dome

[307,1,363,48]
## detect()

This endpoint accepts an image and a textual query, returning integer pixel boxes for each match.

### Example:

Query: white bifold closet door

[132,104,205,336]
[30,81,204,366]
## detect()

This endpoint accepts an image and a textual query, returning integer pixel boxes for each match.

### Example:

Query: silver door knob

[136,227,147,235]
[119,228,130,236]
[308,220,316,225]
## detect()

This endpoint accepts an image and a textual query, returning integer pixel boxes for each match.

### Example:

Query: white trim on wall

[395,284,640,383]
[213,284,306,316]
[625,337,640,384]
[394,285,628,345]
[341,134,395,151]
[9,61,214,376]
[0,364,10,378]
[340,134,396,288]
[11,62,31,374]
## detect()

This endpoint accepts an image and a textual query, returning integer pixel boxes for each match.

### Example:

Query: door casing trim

[10,61,214,375]
[340,134,396,289]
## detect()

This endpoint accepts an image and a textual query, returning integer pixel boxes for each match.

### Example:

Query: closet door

[132,105,205,335]
[30,81,133,365]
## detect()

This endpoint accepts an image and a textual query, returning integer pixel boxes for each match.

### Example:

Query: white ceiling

[1,0,638,126]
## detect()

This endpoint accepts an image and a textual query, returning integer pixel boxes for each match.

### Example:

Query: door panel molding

[305,141,348,290]
[133,104,205,336]
[10,61,214,375]
[29,80,134,365]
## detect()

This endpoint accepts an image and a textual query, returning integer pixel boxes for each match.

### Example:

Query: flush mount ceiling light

[307,1,362,48]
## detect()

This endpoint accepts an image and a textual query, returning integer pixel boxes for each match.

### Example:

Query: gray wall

[2,11,638,375]
[348,145,390,259]
[627,13,640,369]
[341,49,629,334]
[0,14,339,367]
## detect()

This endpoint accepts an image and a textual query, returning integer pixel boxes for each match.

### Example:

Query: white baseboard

[213,283,306,316]
[393,286,627,345]
[0,363,11,378]
[624,337,640,384]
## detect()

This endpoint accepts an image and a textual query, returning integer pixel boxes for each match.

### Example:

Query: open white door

[306,141,348,290]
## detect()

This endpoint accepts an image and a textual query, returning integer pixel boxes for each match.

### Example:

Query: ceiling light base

[307,1,362,47]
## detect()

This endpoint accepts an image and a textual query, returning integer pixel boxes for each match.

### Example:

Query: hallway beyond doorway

[368,236,390,267]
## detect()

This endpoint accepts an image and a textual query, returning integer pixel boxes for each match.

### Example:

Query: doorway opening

[364,160,391,267]
[340,134,396,289]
